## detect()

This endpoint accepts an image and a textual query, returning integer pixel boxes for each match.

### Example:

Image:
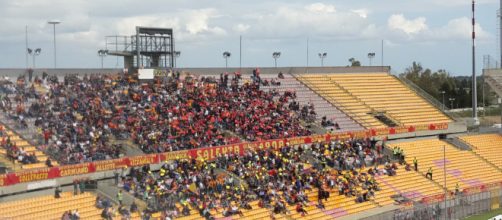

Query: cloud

[387,14,428,35]
[385,15,493,42]
[113,9,226,43]
[233,24,250,33]
[305,3,336,13]
[246,3,375,40]
[429,17,492,40]
[351,9,369,18]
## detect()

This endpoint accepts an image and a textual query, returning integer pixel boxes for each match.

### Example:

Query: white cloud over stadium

[0,0,498,74]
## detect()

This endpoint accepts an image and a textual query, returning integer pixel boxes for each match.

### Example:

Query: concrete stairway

[242,73,364,132]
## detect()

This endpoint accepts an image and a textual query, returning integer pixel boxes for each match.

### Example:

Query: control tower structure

[105,27,175,69]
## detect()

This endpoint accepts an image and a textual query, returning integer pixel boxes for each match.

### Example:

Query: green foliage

[400,62,496,109]
[348,58,361,67]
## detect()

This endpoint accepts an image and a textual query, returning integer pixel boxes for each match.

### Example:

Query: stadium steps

[297,74,384,129]
[0,124,56,170]
[458,134,502,171]
[388,139,502,191]
[234,72,364,132]
[0,192,103,220]
[325,73,451,127]
[371,165,444,206]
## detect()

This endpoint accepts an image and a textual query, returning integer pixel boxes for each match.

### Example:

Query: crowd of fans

[116,137,403,219]
[0,125,39,165]
[0,71,313,165]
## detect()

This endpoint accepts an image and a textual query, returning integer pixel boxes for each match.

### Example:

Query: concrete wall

[0,66,390,78]
[0,68,122,78]
[178,66,390,75]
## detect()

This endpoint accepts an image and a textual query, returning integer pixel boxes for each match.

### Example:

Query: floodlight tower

[48,20,61,68]
[27,48,42,68]
[223,51,231,69]
[368,52,376,66]
[174,51,181,68]
[272,52,281,68]
[98,50,108,69]
[318,52,327,67]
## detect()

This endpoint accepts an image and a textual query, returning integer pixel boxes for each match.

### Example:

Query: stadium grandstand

[0,64,500,220]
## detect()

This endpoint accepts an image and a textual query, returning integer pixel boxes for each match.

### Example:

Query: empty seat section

[388,139,502,191]
[459,134,502,169]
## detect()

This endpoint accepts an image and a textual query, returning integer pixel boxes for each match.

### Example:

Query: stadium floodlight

[174,51,181,68]
[223,51,231,69]
[27,48,42,68]
[367,52,376,66]
[272,52,281,68]
[48,20,61,68]
[449,98,456,109]
[98,49,108,69]
[318,52,327,67]
[441,91,446,111]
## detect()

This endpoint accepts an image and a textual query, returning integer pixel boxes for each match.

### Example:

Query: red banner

[463,181,502,195]
[0,122,449,187]
[159,150,190,162]
[126,154,160,167]
[421,193,445,204]
[188,144,245,161]
[93,159,128,172]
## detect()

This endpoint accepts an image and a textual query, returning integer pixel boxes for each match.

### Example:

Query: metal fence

[362,186,502,220]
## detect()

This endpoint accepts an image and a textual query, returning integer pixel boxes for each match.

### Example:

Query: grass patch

[463,208,502,220]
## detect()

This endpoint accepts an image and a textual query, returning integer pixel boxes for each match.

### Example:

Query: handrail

[395,75,461,121]
[291,73,367,129]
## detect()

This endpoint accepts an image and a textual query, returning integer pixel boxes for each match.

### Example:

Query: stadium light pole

[27,48,42,69]
[174,51,181,68]
[272,52,281,68]
[223,51,231,70]
[471,0,479,125]
[98,50,108,69]
[441,91,446,111]
[318,52,327,67]
[48,20,61,68]
[449,98,455,109]
[367,52,375,66]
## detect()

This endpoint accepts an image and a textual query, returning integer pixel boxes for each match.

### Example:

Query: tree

[348,58,361,67]
[400,62,496,109]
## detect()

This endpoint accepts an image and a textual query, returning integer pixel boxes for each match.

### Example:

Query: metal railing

[395,75,462,121]
[361,188,502,220]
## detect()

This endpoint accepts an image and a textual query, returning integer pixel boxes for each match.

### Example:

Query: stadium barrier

[0,122,448,187]
[361,181,502,220]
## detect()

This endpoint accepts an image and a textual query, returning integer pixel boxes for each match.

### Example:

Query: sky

[0,0,500,75]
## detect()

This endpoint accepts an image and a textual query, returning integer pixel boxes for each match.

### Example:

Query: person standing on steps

[426,167,433,180]
[413,157,418,171]
[117,190,123,206]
